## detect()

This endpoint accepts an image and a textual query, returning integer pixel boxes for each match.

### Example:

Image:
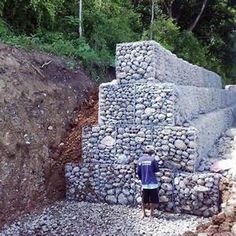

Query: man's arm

[137,163,142,180]
[152,159,159,173]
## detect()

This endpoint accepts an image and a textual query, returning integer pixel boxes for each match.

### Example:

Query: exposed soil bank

[0,44,97,227]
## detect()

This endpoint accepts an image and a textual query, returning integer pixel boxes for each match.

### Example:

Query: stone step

[82,125,198,172]
[99,81,236,126]
[65,163,221,217]
[116,41,222,88]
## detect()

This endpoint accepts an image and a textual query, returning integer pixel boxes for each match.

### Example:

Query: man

[137,145,159,218]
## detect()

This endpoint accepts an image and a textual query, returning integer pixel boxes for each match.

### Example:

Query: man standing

[137,145,159,218]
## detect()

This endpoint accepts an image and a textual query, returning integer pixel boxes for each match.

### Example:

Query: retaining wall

[66,163,221,217]
[116,41,222,88]
[82,125,198,172]
[65,40,236,217]
[99,81,236,126]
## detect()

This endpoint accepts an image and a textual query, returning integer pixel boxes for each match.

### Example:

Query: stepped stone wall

[65,40,236,217]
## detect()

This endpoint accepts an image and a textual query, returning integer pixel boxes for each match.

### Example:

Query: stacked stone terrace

[66,41,236,217]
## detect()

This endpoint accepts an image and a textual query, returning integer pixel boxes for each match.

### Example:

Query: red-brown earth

[0,44,100,228]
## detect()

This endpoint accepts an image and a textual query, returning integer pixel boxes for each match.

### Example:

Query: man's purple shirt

[137,154,159,186]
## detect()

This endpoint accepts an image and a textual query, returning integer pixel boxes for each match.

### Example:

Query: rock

[47,125,53,130]
[144,108,155,116]
[118,193,128,205]
[136,104,145,110]
[106,195,117,204]
[174,139,187,150]
[183,231,196,236]
[100,136,115,147]
[189,141,197,149]
[159,196,169,203]
[212,212,226,225]
[158,114,166,120]
[231,224,236,236]
[73,167,80,173]
[134,136,145,143]
[205,225,219,235]
[136,196,142,204]
[224,205,235,218]
[218,222,231,232]
[194,186,210,193]
[116,154,130,164]
[161,183,172,191]
[225,128,236,137]
[162,145,169,151]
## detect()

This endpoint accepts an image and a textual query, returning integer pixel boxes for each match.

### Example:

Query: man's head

[143,145,155,155]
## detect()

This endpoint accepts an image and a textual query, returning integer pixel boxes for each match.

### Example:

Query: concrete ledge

[225,85,236,91]
[116,41,222,88]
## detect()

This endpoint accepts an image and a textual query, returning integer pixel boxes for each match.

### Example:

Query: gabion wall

[176,86,236,125]
[65,40,236,217]
[116,41,222,88]
[99,82,175,126]
[99,81,236,126]
[99,82,135,125]
[82,125,116,164]
[82,124,198,172]
[153,127,198,172]
[192,106,235,160]
[174,173,221,217]
[66,163,221,217]
[66,163,140,205]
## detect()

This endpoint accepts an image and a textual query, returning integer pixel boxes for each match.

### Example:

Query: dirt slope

[0,44,97,227]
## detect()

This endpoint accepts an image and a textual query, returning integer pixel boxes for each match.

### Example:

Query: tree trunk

[188,0,208,32]
[150,0,155,39]
[78,0,83,37]
[163,0,174,18]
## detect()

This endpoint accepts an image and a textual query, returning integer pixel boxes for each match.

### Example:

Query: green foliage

[0,0,6,17]
[143,15,226,79]
[143,16,180,51]
[82,0,141,63]
[0,0,234,83]
[0,18,8,36]
[1,0,65,33]
[0,21,99,66]
[174,31,209,67]
[30,0,65,28]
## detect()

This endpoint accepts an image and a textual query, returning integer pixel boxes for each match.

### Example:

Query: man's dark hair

[143,145,155,155]
[144,150,155,155]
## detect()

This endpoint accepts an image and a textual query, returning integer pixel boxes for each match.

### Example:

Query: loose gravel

[0,201,209,236]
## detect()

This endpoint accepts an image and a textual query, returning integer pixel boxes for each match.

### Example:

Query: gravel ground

[0,201,209,236]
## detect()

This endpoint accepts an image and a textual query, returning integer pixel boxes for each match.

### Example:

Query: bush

[143,15,226,80]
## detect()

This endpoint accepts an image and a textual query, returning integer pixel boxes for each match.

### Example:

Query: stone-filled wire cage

[65,40,236,217]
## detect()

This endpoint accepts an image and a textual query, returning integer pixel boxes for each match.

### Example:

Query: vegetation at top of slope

[0,0,235,84]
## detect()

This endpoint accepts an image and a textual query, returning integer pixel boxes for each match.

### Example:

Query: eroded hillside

[0,44,97,227]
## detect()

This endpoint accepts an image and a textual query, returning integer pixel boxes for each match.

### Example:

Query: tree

[188,0,208,32]
[78,0,83,37]
[1,0,65,33]
[150,0,155,39]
